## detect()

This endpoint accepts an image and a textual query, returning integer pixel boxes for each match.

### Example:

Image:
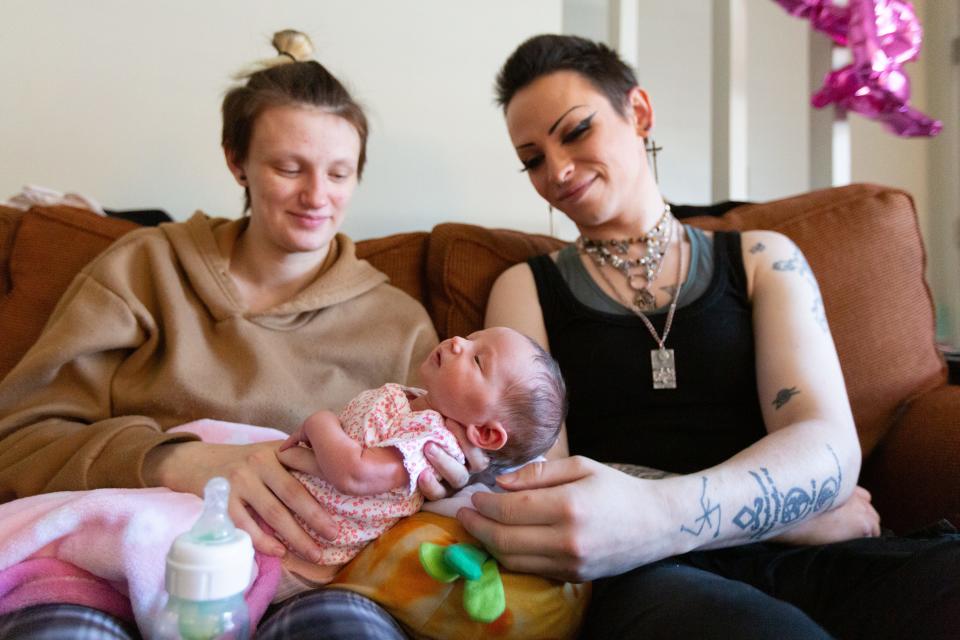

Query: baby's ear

[466,422,507,451]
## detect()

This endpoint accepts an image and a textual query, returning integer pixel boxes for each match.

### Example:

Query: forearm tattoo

[679,446,842,540]
[680,476,722,539]
[773,249,828,333]
[607,462,675,480]
[772,386,801,410]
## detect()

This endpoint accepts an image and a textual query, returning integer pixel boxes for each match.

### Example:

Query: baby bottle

[153,477,254,640]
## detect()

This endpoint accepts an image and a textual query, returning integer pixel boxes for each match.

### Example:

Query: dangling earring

[548,205,556,236]
[644,137,663,183]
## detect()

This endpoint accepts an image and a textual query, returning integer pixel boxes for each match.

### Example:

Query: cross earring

[644,138,663,183]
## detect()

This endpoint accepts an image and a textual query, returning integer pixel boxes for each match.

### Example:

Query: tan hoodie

[0,213,438,500]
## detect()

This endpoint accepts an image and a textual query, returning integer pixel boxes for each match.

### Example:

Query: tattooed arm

[459,247,863,582]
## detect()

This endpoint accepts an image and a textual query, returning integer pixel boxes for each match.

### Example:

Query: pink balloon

[772,0,850,45]
[776,0,941,137]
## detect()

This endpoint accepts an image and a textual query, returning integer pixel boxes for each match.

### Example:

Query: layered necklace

[575,204,672,311]
[576,205,684,390]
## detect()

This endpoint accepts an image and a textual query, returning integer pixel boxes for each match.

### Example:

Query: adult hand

[417,417,489,501]
[144,440,338,562]
[458,456,673,582]
[772,485,881,545]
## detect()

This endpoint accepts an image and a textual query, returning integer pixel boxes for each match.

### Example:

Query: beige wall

[0,0,561,237]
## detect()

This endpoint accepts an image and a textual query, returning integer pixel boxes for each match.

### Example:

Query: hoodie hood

[162,212,388,329]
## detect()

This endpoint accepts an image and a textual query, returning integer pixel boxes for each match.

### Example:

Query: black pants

[580,523,960,639]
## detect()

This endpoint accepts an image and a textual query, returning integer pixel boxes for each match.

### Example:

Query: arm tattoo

[749,242,766,254]
[677,446,843,541]
[772,249,828,333]
[731,445,842,539]
[680,476,722,539]
[607,462,675,480]
[772,386,800,410]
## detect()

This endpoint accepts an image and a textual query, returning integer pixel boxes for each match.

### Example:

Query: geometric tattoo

[680,476,722,539]
[773,249,828,333]
[731,445,843,539]
[772,387,801,410]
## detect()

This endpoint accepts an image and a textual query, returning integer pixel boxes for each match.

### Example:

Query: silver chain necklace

[585,218,685,390]
[576,204,672,311]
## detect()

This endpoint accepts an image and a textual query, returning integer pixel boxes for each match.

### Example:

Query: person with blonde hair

[0,30,460,639]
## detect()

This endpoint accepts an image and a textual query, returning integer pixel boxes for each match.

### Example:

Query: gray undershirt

[555,225,713,315]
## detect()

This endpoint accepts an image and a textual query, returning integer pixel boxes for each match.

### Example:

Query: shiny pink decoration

[773,0,849,44]
[774,0,941,137]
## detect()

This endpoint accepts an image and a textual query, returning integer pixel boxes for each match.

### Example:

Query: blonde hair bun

[233,29,314,79]
[272,29,314,62]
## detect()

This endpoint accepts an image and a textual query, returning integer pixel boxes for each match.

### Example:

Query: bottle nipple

[164,477,254,602]
[188,477,235,543]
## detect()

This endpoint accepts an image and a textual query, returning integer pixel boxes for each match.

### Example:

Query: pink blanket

[0,420,288,636]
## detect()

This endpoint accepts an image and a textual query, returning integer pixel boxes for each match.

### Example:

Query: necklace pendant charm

[651,348,676,389]
[634,288,656,310]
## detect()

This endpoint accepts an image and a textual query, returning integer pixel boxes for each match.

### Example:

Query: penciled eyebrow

[515,104,588,150]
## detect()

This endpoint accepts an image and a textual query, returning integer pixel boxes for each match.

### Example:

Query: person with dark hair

[434,33,960,639]
[272,327,565,593]
[0,30,470,639]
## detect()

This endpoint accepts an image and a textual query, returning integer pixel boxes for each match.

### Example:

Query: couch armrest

[860,384,960,533]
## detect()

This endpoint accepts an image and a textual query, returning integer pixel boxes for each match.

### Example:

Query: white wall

[0,0,561,238]
[921,0,960,345]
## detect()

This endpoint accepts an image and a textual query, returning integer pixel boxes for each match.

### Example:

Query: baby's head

[418,327,567,471]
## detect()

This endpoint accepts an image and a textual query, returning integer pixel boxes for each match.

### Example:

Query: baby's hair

[488,336,567,472]
[221,29,369,212]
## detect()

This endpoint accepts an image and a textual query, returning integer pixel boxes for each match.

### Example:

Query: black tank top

[528,231,766,473]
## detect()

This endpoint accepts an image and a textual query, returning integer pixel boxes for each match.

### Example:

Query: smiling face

[505,70,654,233]
[226,104,361,256]
[418,327,538,429]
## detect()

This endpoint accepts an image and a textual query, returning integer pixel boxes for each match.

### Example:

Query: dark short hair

[495,33,638,116]
[489,336,568,472]
[222,61,368,213]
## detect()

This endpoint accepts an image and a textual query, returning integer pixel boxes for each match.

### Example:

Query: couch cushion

[426,224,564,340]
[0,206,25,298]
[356,232,430,307]
[0,206,138,381]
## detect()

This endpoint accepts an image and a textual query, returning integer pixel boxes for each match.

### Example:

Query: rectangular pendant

[651,348,677,389]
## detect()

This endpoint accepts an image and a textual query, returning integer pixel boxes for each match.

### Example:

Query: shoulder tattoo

[772,249,828,333]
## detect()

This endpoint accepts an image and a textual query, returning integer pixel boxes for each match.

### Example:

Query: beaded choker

[576,204,672,311]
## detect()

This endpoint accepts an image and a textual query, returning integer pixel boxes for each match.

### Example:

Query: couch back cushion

[425,184,943,456]
[0,206,24,298]
[0,206,139,380]
[355,232,430,307]
[426,224,564,340]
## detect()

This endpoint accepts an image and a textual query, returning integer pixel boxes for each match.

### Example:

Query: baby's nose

[449,336,466,354]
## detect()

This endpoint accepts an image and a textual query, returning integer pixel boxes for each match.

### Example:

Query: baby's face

[419,327,536,427]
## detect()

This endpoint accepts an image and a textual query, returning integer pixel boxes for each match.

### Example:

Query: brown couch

[0,183,956,533]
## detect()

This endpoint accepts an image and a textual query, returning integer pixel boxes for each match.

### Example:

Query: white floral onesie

[291,383,465,565]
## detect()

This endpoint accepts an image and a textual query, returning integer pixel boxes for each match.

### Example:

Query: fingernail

[323,522,341,543]
[496,473,516,486]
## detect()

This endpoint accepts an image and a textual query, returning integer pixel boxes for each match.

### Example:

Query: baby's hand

[278,425,308,453]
